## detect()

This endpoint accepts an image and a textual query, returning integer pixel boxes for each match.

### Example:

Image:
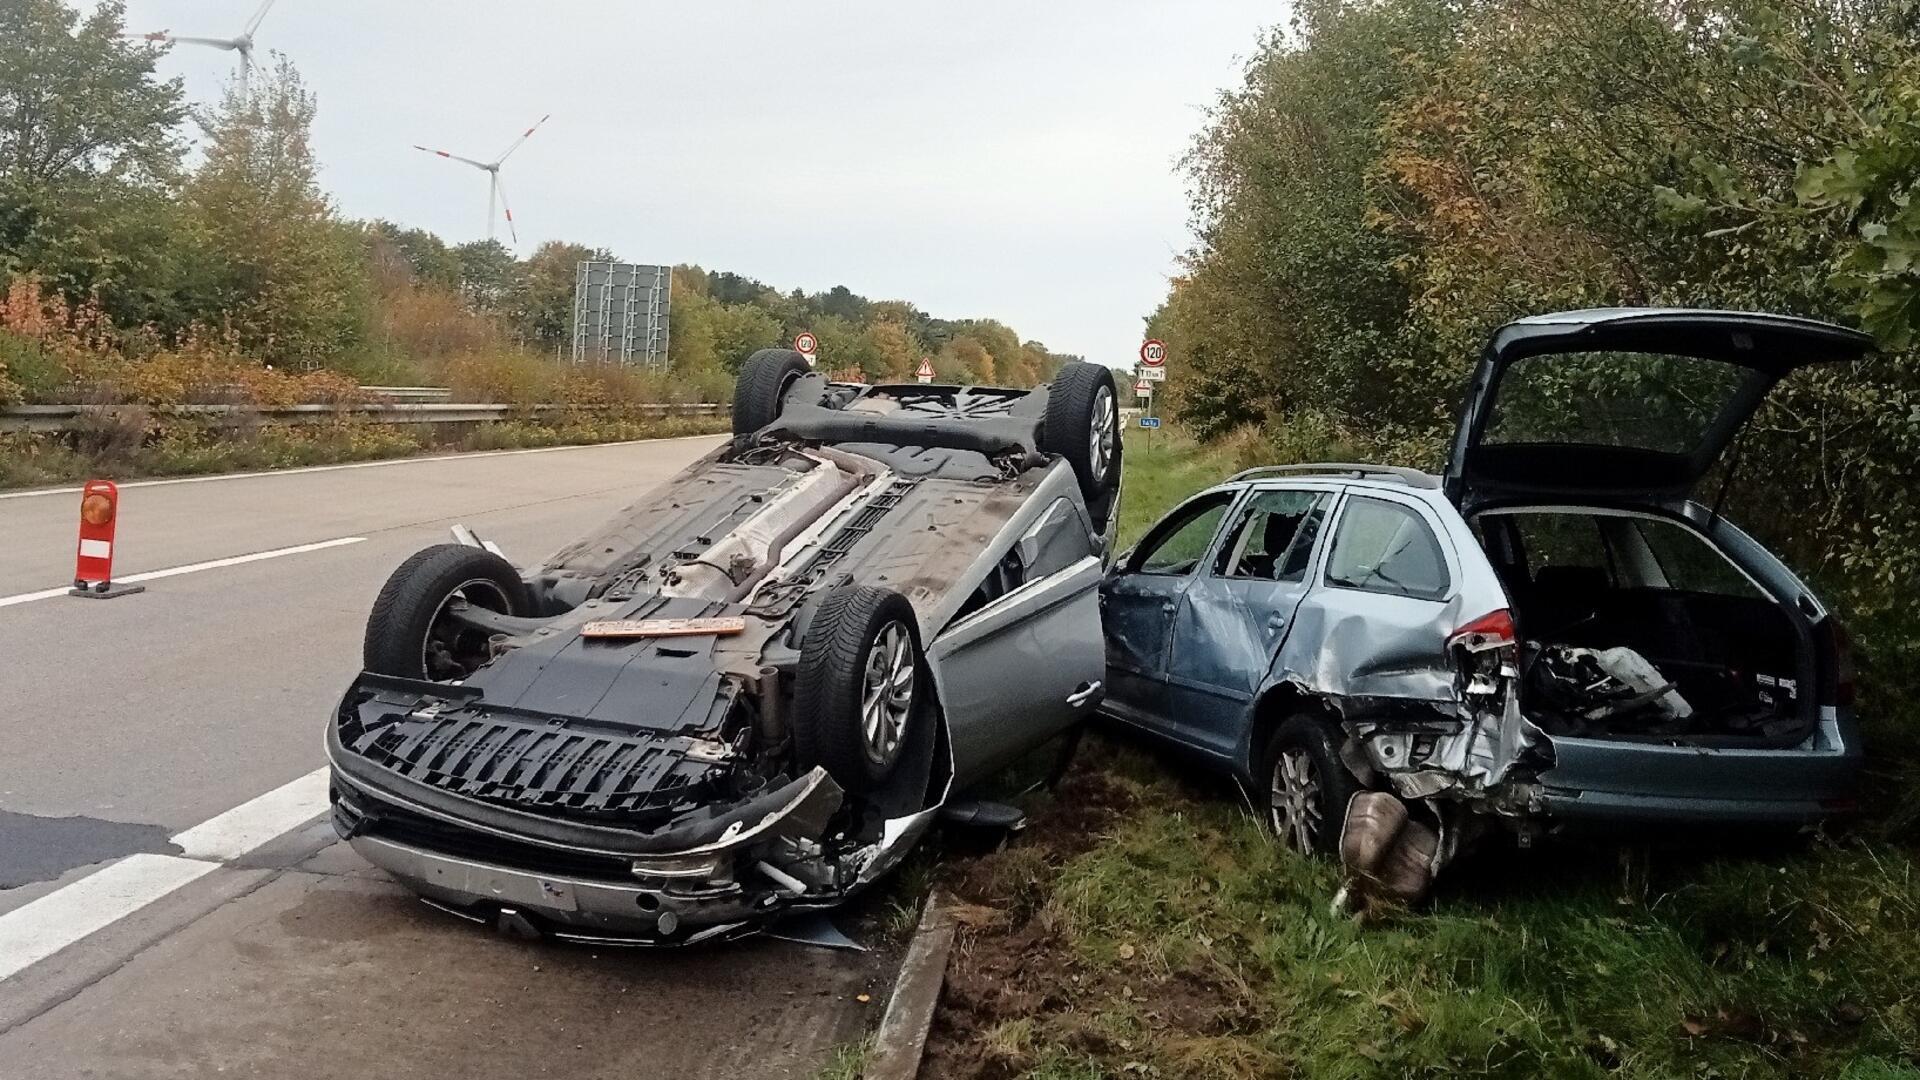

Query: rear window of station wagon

[1324,496,1450,600]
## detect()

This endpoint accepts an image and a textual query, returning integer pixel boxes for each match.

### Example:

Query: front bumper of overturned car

[342,829,764,944]
[326,732,935,945]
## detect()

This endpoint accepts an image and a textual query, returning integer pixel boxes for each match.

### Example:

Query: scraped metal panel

[539,462,800,579]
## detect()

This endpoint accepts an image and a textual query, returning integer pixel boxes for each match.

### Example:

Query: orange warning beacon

[70,479,144,599]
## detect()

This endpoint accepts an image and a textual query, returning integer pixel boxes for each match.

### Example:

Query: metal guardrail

[0,401,727,434]
[359,385,455,403]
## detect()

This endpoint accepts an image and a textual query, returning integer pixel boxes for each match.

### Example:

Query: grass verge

[920,432,1920,1079]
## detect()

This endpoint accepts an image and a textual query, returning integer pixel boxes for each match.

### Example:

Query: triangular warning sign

[915,358,935,379]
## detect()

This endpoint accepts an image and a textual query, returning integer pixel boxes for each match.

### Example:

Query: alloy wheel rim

[860,621,915,766]
[1270,748,1323,853]
[423,578,511,680]
[1089,385,1115,485]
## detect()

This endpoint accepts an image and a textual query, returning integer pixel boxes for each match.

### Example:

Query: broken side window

[1213,489,1328,581]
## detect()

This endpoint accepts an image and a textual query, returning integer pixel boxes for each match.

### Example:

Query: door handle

[1066,681,1104,708]
[1161,602,1177,613]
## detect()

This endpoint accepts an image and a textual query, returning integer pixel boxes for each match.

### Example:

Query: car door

[929,496,1107,788]
[1160,486,1335,758]
[1098,488,1241,737]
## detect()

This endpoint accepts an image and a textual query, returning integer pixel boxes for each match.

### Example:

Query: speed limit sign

[1140,339,1167,367]
[793,332,819,365]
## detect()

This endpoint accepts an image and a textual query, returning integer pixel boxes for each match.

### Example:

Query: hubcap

[423,578,511,680]
[1270,748,1323,853]
[860,621,915,767]
[1089,385,1115,485]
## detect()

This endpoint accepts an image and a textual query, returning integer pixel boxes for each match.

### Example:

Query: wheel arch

[1240,680,1337,786]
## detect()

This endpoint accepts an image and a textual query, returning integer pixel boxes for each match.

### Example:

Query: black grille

[340,708,722,822]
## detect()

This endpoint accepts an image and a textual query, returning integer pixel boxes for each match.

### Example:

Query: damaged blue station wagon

[1099,309,1866,904]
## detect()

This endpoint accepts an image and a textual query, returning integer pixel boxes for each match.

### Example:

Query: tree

[515,239,613,349]
[0,0,186,187]
[185,56,367,366]
[707,302,782,371]
[0,0,200,331]
[865,317,923,380]
[367,221,462,291]
[451,239,519,316]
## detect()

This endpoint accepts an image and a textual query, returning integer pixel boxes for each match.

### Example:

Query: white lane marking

[0,854,218,980]
[0,767,335,981]
[0,433,725,501]
[0,536,366,609]
[171,768,331,862]
[0,586,70,608]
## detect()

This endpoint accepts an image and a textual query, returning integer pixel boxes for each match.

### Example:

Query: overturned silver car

[327,350,1121,943]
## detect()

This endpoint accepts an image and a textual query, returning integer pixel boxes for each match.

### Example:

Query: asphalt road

[0,438,895,1079]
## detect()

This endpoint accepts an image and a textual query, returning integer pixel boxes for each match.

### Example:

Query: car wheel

[733,348,813,435]
[1261,714,1362,857]
[793,585,925,793]
[364,544,527,681]
[1039,361,1121,502]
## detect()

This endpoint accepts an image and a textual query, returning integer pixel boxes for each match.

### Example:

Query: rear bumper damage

[1323,637,1861,910]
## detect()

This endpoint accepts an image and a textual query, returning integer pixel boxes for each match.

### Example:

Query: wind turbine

[411,116,552,246]
[129,0,281,94]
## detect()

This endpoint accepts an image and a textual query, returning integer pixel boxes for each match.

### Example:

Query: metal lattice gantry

[572,261,672,367]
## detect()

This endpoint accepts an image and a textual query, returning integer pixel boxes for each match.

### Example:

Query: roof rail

[1224,462,1441,489]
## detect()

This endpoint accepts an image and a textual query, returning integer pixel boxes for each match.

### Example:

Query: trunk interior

[1473,508,1814,747]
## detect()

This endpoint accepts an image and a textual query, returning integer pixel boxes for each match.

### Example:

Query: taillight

[1829,619,1857,708]
[1448,609,1516,651]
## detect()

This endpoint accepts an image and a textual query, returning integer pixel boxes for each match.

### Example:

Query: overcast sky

[112,1,1281,367]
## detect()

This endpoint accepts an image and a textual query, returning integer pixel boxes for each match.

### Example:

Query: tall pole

[486,172,498,242]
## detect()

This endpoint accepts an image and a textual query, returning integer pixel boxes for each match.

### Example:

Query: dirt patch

[921,748,1268,1079]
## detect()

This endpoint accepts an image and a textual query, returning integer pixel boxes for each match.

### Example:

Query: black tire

[1260,714,1363,857]
[364,544,527,681]
[733,348,813,435]
[1039,361,1121,503]
[792,585,925,793]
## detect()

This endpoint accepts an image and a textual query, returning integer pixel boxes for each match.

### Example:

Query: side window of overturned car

[1213,489,1328,581]
[1324,496,1450,601]
[954,498,1095,620]
[1020,497,1096,581]
[1133,491,1235,576]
